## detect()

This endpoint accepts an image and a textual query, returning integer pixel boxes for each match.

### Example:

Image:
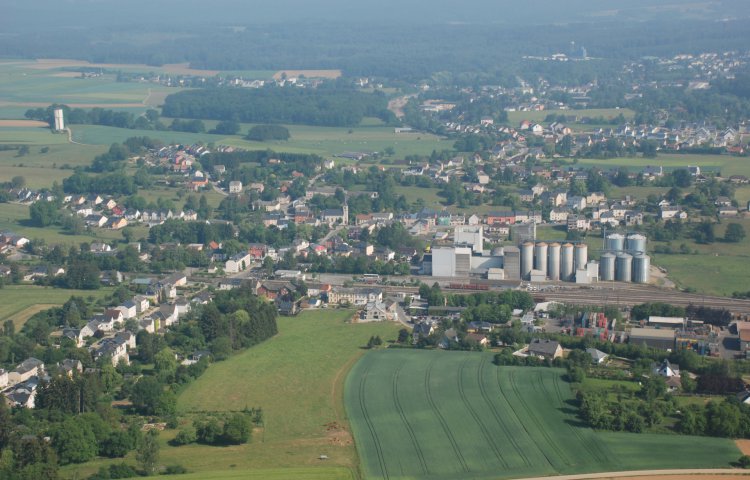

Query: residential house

[118,300,138,319]
[62,327,85,347]
[358,301,395,322]
[528,339,563,359]
[586,348,608,364]
[661,206,687,220]
[7,358,44,386]
[465,333,489,347]
[655,359,680,378]
[134,295,150,313]
[549,207,571,223]
[58,359,83,377]
[257,281,294,301]
[328,287,383,306]
[567,215,590,232]
[228,181,243,194]
[92,336,130,367]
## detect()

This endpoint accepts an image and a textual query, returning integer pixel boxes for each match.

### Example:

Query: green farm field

[68,121,447,159]
[576,153,750,177]
[0,60,178,110]
[346,350,739,480]
[506,108,635,125]
[0,285,112,329]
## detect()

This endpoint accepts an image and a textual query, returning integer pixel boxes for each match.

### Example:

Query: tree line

[161,84,395,127]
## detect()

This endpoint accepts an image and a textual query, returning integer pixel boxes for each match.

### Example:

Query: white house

[228,181,243,194]
[225,252,252,273]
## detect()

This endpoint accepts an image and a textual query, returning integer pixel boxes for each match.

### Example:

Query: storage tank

[605,233,625,252]
[574,243,588,271]
[561,243,575,281]
[615,252,633,282]
[599,252,616,281]
[520,241,534,280]
[632,254,650,284]
[534,242,548,278]
[548,242,561,281]
[627,234,647,254]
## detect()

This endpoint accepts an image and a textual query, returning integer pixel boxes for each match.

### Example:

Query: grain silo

[548,242,561,280]
[632,254,651,284]
[574,243,588,271]
[605,233,625,252]
[615,252,633,282]
[561,243,575,281]
[599,252,616,281]
[627,234,647,254]
[520,241,534,280]
[534,242,548,278]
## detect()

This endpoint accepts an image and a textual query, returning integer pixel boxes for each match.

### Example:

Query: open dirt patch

[51,72,83,78]
[273,69,342,80]
[0,120,49,127]
[736,439,750,455]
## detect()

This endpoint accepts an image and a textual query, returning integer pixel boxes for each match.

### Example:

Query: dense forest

[161,85,394,127]
[1,18,749,81]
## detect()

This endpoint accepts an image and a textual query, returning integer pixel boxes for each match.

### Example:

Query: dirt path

[7,304,60,329]
[515,469,749,480]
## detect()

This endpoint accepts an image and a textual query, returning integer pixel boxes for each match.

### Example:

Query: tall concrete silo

[561,243,575,281]
[574,243,588,271]
[599,252,616,281]
[534,242,548,278]
[615,252,633,282]
[520,241,534,280]
[548,242,561,281]
[633,254,651,284]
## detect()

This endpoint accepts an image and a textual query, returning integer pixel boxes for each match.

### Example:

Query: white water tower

[54,108,65,131]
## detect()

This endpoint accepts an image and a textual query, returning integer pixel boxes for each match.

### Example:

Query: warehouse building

[629,327,676,350]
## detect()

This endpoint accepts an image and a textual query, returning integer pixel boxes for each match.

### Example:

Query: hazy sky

[5,0,748,30]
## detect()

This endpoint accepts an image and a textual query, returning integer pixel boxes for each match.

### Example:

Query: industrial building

[425,226,650,284]
[454,225,484,253]
[629,327,676,350]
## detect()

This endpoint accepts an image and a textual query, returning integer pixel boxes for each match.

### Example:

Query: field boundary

[512,469,750,480]
[7,303,60,329]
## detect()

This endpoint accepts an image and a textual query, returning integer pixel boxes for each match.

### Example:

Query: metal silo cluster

[601,233,650,284]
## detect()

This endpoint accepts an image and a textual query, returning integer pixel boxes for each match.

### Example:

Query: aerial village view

[2,1,750,479]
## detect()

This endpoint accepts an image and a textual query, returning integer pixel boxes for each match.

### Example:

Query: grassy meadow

[0,285,113,329]
[62,309,401,479]
[346,350,740,480]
